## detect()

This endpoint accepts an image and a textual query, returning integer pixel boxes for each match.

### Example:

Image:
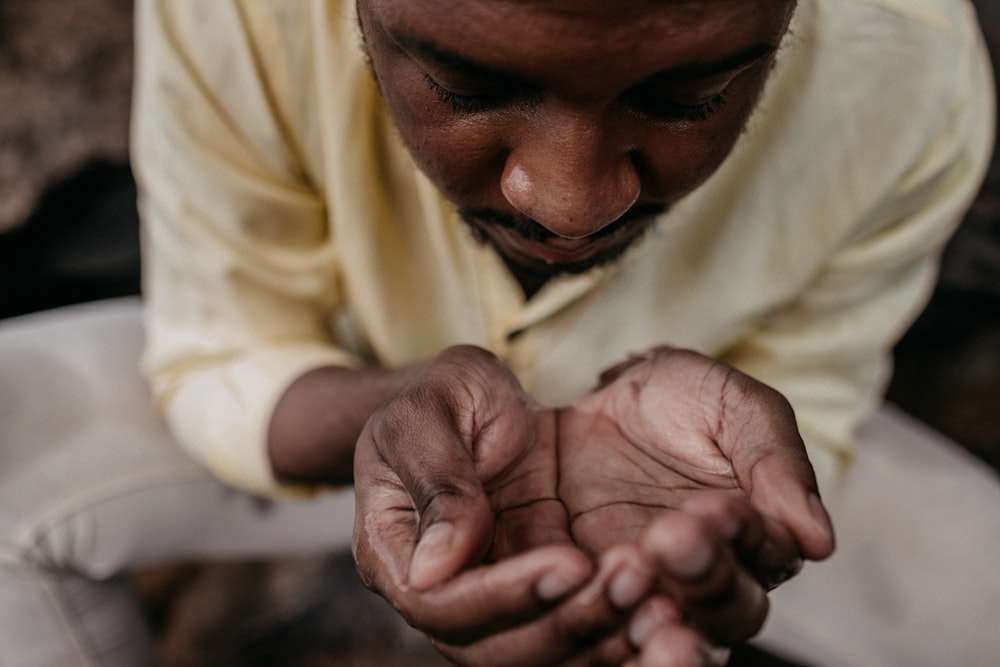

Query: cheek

[646,129,740,196]
[640,97,760,199]
[416,124,509,202]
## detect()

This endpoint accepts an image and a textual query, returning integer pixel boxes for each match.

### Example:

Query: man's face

[358,0,795,286]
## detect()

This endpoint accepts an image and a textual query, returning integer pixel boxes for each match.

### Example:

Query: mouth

[461,204,665,274]
[488,225,639,268]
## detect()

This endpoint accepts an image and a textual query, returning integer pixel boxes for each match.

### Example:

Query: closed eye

[622,59,762,123]
[622,83,732,122]
[422,72,540,114]
[423,73,499,113]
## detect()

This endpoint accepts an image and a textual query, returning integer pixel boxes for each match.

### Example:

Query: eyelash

[423,73,501,113]
[423,72,730,122]
[638,92,729,123]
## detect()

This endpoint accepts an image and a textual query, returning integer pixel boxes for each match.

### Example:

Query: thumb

[721,384,835,561]
[409,489,495,590]
[367,392,497,591]
[745,450,835,561]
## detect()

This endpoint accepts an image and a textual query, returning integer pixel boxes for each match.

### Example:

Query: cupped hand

[352,345,653,666]
[557,346,835,643]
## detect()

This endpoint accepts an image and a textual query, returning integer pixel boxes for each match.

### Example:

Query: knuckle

[369,391,430,450]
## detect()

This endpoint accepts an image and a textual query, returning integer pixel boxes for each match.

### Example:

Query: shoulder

[791,0,985,87]
[142,0,361,78]
[759,0,989,165]
[834,0,983,36]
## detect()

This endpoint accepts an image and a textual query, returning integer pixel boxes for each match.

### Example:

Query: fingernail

[536,569,586,601]
[409,522,453,587]
[609,562,653,609]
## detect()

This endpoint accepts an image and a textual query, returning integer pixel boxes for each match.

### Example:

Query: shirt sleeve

[720,8,996,491]
[132,0,359,496]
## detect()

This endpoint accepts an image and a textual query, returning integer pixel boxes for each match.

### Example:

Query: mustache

[459,203,667,242]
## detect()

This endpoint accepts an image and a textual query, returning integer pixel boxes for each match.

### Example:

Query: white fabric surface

[2,299,999,665]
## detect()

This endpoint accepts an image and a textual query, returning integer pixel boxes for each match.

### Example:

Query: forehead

[363,0,794,82]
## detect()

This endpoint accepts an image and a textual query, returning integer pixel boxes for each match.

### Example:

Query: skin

[350,346,833,665]
[360,0,795,295]
[269,1,834,665]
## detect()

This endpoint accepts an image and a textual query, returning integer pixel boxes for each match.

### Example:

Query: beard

[458,202,666,280]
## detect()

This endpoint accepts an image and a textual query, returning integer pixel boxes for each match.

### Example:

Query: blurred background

[1,1,998,665]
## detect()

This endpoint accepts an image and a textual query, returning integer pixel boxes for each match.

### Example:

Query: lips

[478,216,652,272]
[492,227,623,266]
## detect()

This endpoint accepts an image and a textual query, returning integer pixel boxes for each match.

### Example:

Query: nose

[500,109,641,239]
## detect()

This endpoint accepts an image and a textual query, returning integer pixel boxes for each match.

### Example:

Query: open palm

[352,346,648,666]
[556,347,826,576]
[352,345,833,662]
[353,346,571,590]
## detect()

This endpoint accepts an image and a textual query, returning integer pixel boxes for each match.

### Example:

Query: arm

[134,0,364,494]
[268,364,427,484]
[721,6,995,490]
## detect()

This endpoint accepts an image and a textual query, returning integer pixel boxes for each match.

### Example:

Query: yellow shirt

[132,0,995,496]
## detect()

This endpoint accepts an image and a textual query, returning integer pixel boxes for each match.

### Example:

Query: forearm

[268,362,428,485]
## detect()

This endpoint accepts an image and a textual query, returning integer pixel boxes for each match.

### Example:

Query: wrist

[267,361,428,484]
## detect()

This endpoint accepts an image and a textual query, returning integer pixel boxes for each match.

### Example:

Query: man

[0,0,995,665]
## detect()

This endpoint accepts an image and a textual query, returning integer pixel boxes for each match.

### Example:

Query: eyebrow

[389,30,514,80]
[659,42,778,80]
[388,28,778,82]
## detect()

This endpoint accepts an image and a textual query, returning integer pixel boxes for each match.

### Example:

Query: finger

[402,545,594,643]
[720,379,836,561]
[745,446,835,561]
[681,492,765,553]
[627,598,731,667]
[365,393,497,590]
[642,511,769,645]
[352,423,495,602]
[629,623,730,667]
[434,545,656,666]
[628,595,684,648]
[681,492,802,590]
[409,494,495,590]
[352,430,420,591]
[502,623,639,667]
